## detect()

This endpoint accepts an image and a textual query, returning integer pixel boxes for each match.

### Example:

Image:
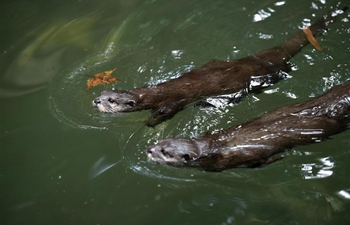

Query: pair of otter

[93,7,349,171]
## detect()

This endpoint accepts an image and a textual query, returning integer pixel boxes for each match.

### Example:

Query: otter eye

[126,100,135,107]
[108,98,115,104]
[160,149,172,158]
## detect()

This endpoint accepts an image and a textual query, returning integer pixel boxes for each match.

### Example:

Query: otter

[93,7,348,126]
[147,81,350,171]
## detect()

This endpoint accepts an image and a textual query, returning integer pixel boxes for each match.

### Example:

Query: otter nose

[146,148,153,154]
[94,99,101,104]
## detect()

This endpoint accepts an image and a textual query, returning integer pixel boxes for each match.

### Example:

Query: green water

[1,0,349,224]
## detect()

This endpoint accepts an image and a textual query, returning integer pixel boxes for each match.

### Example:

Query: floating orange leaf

[87,68,121,90]
[303,26,323,51]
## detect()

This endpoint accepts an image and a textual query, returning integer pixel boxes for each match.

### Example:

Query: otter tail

[255,6,348,65]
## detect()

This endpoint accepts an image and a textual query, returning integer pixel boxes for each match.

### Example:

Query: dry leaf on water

[303,26,323,51]
[87,68,121,90]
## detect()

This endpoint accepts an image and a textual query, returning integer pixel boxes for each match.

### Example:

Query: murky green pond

[1,0,349,224]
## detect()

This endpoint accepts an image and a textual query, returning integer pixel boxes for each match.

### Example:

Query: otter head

[146,138,204,167]
[92,90,139,113]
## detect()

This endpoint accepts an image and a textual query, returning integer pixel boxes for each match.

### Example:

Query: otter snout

[93,98,101,106]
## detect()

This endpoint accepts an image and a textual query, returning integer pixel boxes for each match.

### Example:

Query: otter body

[147,82,350,171]
[93,8,347,126]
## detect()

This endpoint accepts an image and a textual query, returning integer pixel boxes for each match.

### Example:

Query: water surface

[1,0,350,224]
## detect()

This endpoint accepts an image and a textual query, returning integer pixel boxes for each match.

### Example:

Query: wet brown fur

[93,7,348,126]
[147,82,350,171]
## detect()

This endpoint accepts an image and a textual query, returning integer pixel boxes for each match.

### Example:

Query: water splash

[301,156,334,179]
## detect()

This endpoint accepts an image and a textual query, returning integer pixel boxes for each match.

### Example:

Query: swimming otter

[93,7,348,126]
[147,81,350,171]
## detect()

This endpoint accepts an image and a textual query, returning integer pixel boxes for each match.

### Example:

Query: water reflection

[130,165,196,182]
[89,156,119,180]
[301,156,334,179]
[171,50,184,59]
[252,1,285,22]
[322,70,343,90]
[0,13,100,98]
[284,91,298,99]
[337,189,350,200]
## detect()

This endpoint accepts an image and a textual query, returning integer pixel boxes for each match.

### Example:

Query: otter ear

[118,98,136,107]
